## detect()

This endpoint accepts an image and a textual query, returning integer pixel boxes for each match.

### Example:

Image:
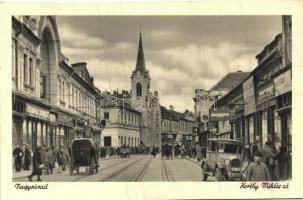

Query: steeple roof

[135,30,146,72]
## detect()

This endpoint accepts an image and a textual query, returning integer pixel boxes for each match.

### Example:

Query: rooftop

[210,71,250,92]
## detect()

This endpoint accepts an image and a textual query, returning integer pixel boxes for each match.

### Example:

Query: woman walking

[56,147,64,173]
[28,147,42,181]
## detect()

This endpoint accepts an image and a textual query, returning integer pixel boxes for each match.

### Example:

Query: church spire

[135,26,146,72]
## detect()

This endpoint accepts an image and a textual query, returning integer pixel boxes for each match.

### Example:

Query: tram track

[72,156,141,182]
[133,156,153,182]
[101,156,146,182]
[161,158,175,181]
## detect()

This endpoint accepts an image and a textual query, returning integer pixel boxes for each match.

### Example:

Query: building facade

[204,16,292,177]
[194,72,249,147]
[12,16,102,151]
[160,106,195,151]
[99,91,141,148]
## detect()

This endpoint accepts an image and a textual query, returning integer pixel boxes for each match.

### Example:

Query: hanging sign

[242,76,256,116]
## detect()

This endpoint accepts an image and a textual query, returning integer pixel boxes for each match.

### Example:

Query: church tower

[131,30,150,117]
[131,29,152,146]
[131,29,150,101]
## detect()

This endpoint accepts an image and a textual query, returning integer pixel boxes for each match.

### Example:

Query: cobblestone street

[13,155,211,182]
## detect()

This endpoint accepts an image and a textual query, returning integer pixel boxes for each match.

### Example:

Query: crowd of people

[13,144,70,181]
[161,143,202,160]
[245,141,291,181]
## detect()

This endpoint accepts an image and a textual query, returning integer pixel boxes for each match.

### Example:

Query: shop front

[12,98,26,148]
[274,69,291,149]
[57,111,76,147]
[256,82,276,147]
[243,76,257,146]
[21,102,51,151]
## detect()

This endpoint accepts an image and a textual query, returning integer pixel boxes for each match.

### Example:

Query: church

[100,30,162,149]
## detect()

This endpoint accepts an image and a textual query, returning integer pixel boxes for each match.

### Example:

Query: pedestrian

[61,149,69,171]
[48,147,55,174]
[275,145,289,180]
[68,145,72,158]
[151,146,157,158]
[246,151,271,181]
[260,141,277,180]
[196,145,202,162]
[56,146,64,173]
[181,146,185,159]
[251,142,259,162]
[13,144,24,172]
[28,147,43,181]
[24,144,31,171]
[40,145,49,175]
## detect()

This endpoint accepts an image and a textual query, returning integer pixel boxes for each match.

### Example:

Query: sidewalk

[13,155,118,179]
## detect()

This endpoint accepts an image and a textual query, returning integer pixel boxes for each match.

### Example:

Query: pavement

[12,155,118,179]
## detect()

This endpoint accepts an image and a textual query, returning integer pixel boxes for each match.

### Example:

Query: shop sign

[242,76,256,116]
[211,112,229,118]
[210,106,230,121]
[25,103,49,119]
[257,84,275,104]
[274,70,291,96]
[58,112,74,126]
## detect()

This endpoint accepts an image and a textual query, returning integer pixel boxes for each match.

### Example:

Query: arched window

[136,82,142,97]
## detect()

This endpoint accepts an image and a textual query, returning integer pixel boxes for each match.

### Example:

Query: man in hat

[13,144,24,172]
[246,151,271,181]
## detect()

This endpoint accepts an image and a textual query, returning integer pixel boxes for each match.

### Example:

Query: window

[104,112,109,119]
[75,90,78,109]
[72,87,74,107]
[40,75,46,98]
[136,82,142,96]
[67,84,71,106]
[12,40,17,88]
[62,81,65,102]
[59,79,62,100]
[29,57,33,86]
[23,54,28,84]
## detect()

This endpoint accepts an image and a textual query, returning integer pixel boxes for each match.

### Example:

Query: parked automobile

[69,138,99,175]
[201,138,246,181]
[119,147,131,158]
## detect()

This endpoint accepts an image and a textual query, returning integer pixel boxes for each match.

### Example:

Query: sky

[56,16,282,112]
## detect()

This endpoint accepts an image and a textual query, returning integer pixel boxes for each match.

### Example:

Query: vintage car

[118,147,131,158]
[69,138,99,175]
[201,138,246,181]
